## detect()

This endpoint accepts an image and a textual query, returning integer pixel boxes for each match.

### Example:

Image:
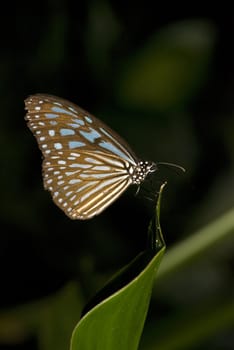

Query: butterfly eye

[25,94,156,219]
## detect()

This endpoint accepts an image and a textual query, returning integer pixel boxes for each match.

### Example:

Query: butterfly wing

[25,94,138,219]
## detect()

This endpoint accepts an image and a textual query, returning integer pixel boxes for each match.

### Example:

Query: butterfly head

[131,161,157,185]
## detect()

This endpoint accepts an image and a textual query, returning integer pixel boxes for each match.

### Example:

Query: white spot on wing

[65,191,73,197]
[50,121,57,125]
[85,157,102,164]
[93,165,111,171]
[69,179,81,184]
[49,130,55,136]
[54,142,63,150]
[84,115,93,123]
[69,163,91,168]
[57,180,65,185]
[68,106,77,113]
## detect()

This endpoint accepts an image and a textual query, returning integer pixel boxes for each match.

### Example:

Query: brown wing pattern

[25,94,137,219]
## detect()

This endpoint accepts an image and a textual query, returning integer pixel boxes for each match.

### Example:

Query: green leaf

[70,183,166,350]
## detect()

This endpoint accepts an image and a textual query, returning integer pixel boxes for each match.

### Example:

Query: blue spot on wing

[73,118,85,126]
[68,123,80,128]
[79,128,101,143]
[69,141,86,149]
[60,128,75,136]
[45,113,59,119]
[51,106,76,116]
[98,141,130,161]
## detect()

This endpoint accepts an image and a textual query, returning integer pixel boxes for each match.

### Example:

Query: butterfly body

[25,94,156,219]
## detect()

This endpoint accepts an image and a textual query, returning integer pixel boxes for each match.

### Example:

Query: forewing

[25,94,136,219]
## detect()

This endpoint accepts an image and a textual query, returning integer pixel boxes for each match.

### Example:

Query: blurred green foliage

[117,20,215,111]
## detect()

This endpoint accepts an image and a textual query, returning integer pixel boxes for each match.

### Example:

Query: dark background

[0,2,233,349]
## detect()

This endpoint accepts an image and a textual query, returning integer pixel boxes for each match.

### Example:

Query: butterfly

[25,94,157,219]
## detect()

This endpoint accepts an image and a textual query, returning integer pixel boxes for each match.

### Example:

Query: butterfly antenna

[157,162,186,173]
